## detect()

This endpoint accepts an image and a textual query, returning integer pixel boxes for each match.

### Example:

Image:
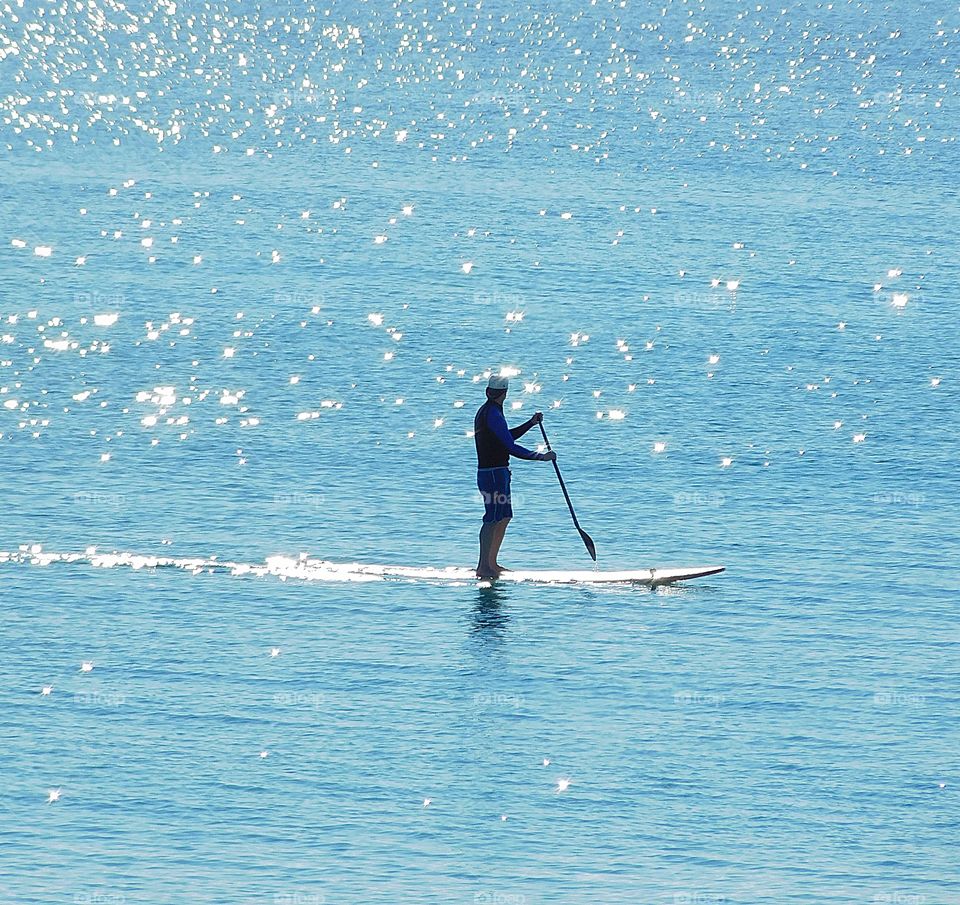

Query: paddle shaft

[538,421,597,560]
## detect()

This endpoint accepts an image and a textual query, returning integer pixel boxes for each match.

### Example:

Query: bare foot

[476,565,501,580]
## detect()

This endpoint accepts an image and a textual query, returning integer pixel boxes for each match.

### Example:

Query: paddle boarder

[475,374,556,579]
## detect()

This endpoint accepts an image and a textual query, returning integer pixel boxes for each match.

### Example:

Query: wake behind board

[1,550,724,587]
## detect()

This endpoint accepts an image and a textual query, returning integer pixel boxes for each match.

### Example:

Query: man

[474,374,556,579]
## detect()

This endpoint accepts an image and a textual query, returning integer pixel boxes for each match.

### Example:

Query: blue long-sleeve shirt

[474,400,540,467]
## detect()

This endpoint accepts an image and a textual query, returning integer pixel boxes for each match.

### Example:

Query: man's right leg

[490,517,511,571]
[477,520,498,578]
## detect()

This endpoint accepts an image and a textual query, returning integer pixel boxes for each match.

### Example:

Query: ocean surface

[1,0,958,902]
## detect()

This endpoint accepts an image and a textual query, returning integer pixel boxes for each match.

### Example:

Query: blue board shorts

[477,467,512,523]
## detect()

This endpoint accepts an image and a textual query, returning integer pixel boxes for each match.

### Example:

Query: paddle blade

[579,528,597,562]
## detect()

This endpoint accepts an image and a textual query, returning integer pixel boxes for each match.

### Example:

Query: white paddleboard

[335,562,726,586]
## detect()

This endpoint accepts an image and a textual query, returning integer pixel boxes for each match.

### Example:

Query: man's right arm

[487,407,546,460]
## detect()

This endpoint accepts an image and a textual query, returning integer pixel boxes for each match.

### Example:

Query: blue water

[2,1,959,902]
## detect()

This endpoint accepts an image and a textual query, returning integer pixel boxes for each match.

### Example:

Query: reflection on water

[468,582,511,642]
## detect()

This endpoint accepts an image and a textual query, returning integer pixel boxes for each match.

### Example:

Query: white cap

[487,374,509,391]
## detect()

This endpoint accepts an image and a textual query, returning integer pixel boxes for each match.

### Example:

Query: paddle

[538,421,597,562]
